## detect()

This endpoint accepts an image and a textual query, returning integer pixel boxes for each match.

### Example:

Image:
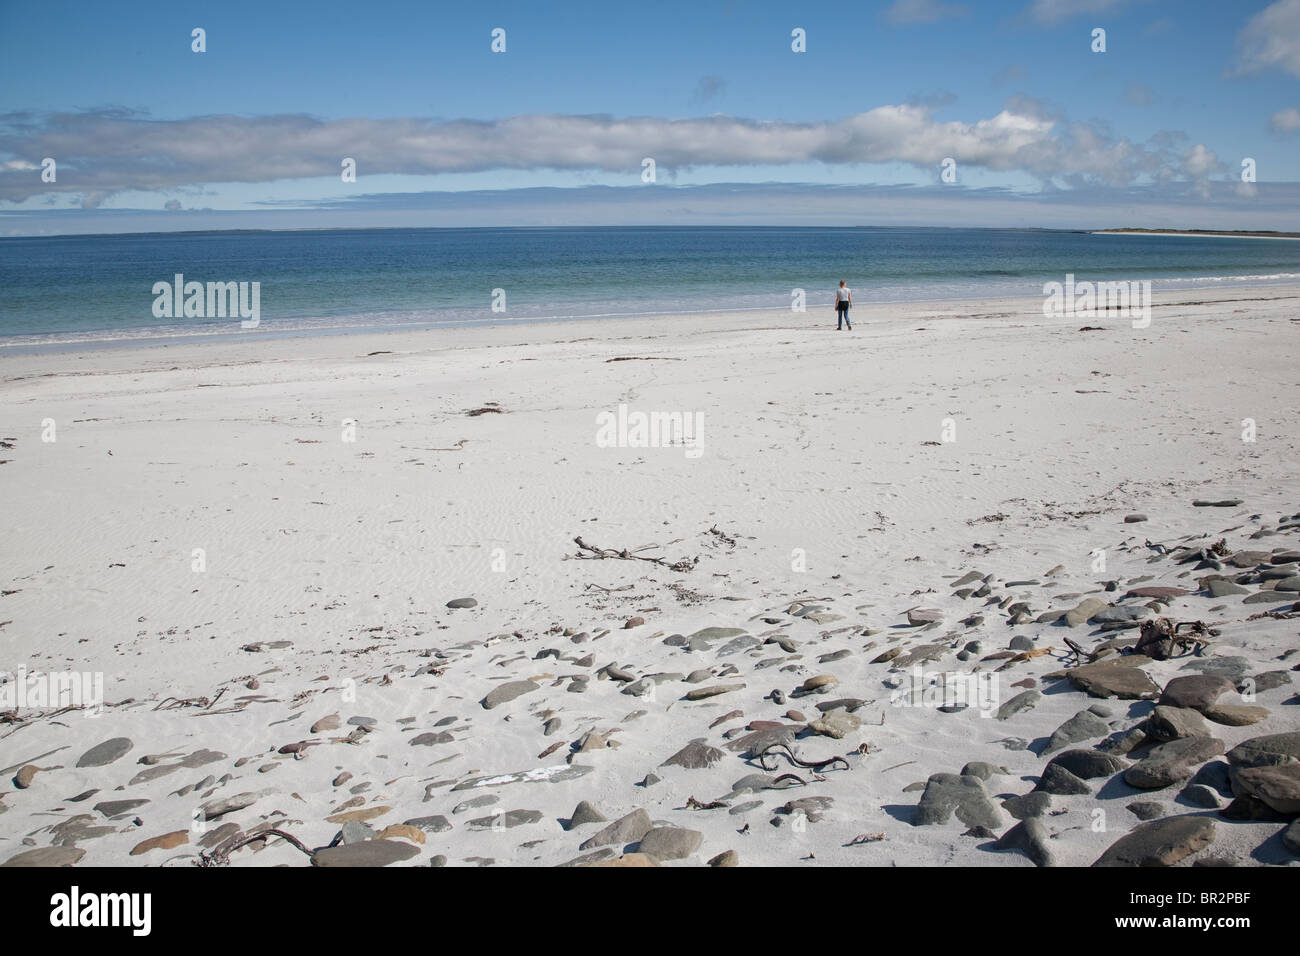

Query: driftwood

[569,536,698,573]
[197,827,314,867]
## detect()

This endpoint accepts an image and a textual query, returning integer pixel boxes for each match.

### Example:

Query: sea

[2,226,1299,351]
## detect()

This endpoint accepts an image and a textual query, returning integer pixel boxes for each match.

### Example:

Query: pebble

[914,774,1002,829]
[313,840,422,867]
[76,737,133,768]
[661,740,725,769]
[1094,815,1216,867]
[638,826,703,861]
[446,597,478,609]
[481,680,539,709]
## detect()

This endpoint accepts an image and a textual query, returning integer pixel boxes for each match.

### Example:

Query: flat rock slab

[1066,657,1159,699]
[996,689,1041,721]
[1125,737,1225,789]
[1149,705,1213,742]
[481,680,539,709]
[1043,709,1112,754]
[1124,586,1190,600]
[579,809,652,850]
[684,683,744,701]
[312,839,422,867]
[914,773,1002,829]
[638,826,703,861]
[76,737,133,768]
[1159,675,1235,712]
[1065,598,1109,627]
[661,740,725,770]
[1226,731,1300,769]
[1093,815,1216,867]
[2,847,86,867]
[1231,764,1300,815]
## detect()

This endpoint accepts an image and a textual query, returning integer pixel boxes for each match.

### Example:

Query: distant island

[1095,228,1300,239]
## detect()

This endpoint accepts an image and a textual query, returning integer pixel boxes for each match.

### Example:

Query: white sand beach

[1,284,1298,867]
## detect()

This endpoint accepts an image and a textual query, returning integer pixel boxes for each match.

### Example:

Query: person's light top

[836,286,852,302]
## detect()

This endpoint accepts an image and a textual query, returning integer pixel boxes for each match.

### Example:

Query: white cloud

[884,0,969,25]
[1234,0,1300,77]
[1270,106,1300,133]
[0,105,1238,206]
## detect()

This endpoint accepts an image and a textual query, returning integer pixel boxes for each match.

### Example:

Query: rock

[960,761,1006,781]
[1159,674,1234,712]
[914,773,1002,829]
[1008,635,1035,652]
[1,847,86,867]
[129,830,189,856]
[1283,820,1300,855]
[906,608,943,626]
[808,708,861,739]
[403,815,452,833]
[1126,801,1165,821]
[1148,705,1213,742]
[410,731,454,746]
[996,690,1041,720]
[376,824,426,844]
[94,799,150,819]
[1002,791,1052,820]
[1230,764,1300,815]
[1064,598,1108,627]
[623,616,645,629]
[1091,605,1151,623]
[1192,499,1243,507]
[469,809,544,830]
[1043,709,1112,754]
[481,680,538,709]
[1178,784,1222,809]
[661,740,724,769]
[579,809,652,851]
[1226,731,1300,770]
[1124,514,1148,523]
[1124,737,1225,789]
[684,684,744,701]
[310,714,341,733]
[13,765,39,788]
[1202,702,1269,727]
[799,674,839,693]
[326,805,392,824]
[445,597,478,609]
[1124,586,1190,600]
[1066,656,1160,699]
[566,801,607,830]
[199,793,257,819]
[708,849,739,867]
[1093,815,1216,867]
[1046,749,1127,780]
[582,853,659,867]
[1179,655,1252,682]
[1206,578,1248,597]
[1034,763,1092,795]
[993,818,1055,867]
[638,826,703,861]
[313,840,422,867]
[76,737,133,768]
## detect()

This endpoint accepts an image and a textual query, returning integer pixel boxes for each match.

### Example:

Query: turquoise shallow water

[2,226,1298,349]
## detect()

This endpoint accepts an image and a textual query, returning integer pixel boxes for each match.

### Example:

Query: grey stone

[94,799,150,819]
[1034,763,1092,795]
[76,737,133,768]
[1066,657,1160,699]
[468,809,544,829]
[993,818,1055,867]
[1093,815,1216,867]
[579,808,652,850]
[1043,709,1112,755]
[403,815,452,833]
[1002,791,1052,819]
[1158,675,1234,712]
[914,773,1002,829]
[661,740,725,769]
[1179,784,1222,808]
[1125,737,1225,789]
[996,690,1042,721]
[1148,705,1213,742]
[445,597,478,609]
[638,826,703,861]
[481,680,538,709]
[312,839,422,867]
[565,800,607,830]
[1046,749,1127,780]
[1126,801,1165,820]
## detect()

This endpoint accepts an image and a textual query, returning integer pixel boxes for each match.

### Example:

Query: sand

[1,283,1298,867]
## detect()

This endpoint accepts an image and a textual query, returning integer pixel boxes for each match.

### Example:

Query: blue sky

[2,0,1299,233]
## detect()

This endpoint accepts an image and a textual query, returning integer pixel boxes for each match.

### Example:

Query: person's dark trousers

[837,306,851,330]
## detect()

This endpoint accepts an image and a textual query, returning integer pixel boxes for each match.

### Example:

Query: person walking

[835,280,852,330]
